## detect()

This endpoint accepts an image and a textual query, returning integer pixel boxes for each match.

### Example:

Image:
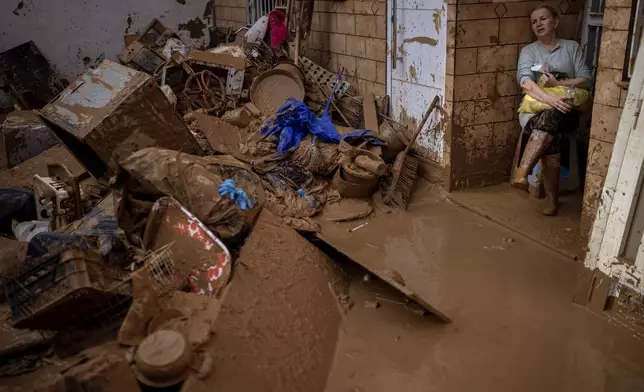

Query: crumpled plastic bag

[518,85,590,114]
[113,148,264,244]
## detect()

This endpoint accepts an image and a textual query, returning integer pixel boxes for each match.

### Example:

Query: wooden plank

[587,269,614,314]
[188,50,246,70]
[362,93,382,156]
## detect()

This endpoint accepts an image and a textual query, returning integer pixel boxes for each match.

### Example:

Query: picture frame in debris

[299,57,350,98]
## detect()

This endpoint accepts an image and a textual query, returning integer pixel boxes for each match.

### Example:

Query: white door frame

[585,40,644,291]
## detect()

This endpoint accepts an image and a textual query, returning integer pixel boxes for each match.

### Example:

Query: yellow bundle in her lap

[518,86,590,114]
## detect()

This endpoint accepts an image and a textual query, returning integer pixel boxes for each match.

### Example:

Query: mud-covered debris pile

[0,8,440,392]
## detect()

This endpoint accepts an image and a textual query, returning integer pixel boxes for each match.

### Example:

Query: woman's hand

[541,72,559,87]
[546,95,572,113]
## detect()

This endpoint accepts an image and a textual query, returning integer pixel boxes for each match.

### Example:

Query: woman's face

[530,8,558,37]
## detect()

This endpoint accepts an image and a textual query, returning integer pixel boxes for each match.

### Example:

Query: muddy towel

[114,148,265,244]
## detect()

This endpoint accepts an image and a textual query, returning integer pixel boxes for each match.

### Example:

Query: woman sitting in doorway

[513,4,592,216]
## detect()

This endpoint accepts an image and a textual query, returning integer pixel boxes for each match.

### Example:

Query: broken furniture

[38,60,201,181]
[33,164,87,230]
[188,47,247,99]
[0,110,58,170]
[118,18,176,74]
[0,41,64,110]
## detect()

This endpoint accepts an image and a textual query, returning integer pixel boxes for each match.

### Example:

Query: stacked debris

[0,8,444,392]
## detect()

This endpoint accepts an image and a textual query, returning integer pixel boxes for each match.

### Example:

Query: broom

[385,95,441,210]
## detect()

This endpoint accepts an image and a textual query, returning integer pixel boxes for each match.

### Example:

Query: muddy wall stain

[432,11,441,33]
[403,36,438,46]
[178,17,207,39]
[409,64,418,83]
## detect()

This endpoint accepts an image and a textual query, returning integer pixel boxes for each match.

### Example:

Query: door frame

[585,39,644,291]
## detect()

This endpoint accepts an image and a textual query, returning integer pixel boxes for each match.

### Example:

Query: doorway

[386,0,446,164]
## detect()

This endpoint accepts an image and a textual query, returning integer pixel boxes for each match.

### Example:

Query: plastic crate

[5,247,131,330]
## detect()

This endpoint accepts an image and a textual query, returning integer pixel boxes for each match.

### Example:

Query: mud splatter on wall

[0,0,211,81]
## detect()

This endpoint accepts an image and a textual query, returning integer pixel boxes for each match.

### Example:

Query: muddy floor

[320,181,644,392]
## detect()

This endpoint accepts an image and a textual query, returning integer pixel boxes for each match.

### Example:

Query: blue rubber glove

[217,179,254,211]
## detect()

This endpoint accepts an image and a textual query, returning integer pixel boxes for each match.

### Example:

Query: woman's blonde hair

[532,4,560,19]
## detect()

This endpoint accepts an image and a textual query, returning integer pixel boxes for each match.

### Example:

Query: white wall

[0,0,213,82]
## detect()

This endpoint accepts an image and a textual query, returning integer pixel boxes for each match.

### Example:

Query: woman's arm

[522,79,572,113]
[563,41,592,89]
[553,77,590,89]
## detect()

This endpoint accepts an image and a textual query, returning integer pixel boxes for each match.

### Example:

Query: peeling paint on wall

[0,0,211,81]
[178,17,207,38]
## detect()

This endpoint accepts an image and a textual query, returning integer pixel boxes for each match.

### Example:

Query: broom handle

[404,95,441,155]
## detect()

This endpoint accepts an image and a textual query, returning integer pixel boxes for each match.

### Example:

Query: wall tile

[346,35,366,57]
[499,17,533,44]
[446,48,455,75]
[503,1,558,18]
[454,73,496,101]
[477,45,518,72]
[376,16,387,39]
[456,19,500,47]
[580,172,605,239]
[455,48,477,75]
[318,1,334,12]
[619,87,628,108]
[587,138,614,177]
[447,21,457,48]
[336,13,356,35]
[354,0,385,15]
[318,12,337,32]
[365,38,387,61]
[606,0,633,7]
[329,33,347,54]
[446,74,455,102]
[337,54,357,76]
[461,124,495,151]
[594,68,623,107]
[496,70,522,96]
[457,4,498,20]
[356,58,378,81]
[474,97,515,124]
[376,61,387,84]
[454,101,476,126]
[355,15,378,37]
[590,103,621,143]
[557,14,579,40]
[598,30,628,69]
[447,4,457,21]
[335,0,354,13]
[603,7,631,30]
[493,120,521,146]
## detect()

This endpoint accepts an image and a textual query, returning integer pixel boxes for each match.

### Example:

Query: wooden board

[362,93,382,156]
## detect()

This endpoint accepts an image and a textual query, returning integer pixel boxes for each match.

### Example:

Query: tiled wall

[213,0,387,95]
[304,0,388,96]
[447,0,582,190]
[580,0,632,238]
[214,0,247,29]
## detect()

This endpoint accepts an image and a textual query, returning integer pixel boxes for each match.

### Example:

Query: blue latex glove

[217,179,254,211]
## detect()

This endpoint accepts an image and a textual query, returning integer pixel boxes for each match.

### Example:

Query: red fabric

[268,10,288,48]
